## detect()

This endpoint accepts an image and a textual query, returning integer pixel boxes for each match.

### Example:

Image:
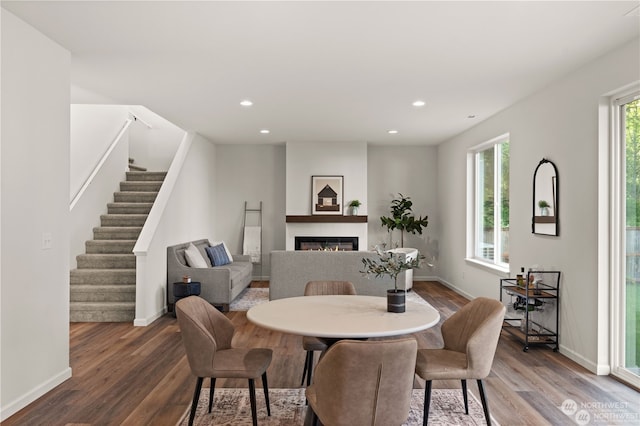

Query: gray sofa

[167,239,253,312]
[269,250,402,300]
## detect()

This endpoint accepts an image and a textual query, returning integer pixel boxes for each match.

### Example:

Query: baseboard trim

[0,367,72,422]
[432,277,476,300]
[558,344,606,375]
[134,308,165,327]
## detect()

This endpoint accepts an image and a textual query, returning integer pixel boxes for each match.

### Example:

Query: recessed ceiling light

[240,100,253,107]
[388,130,399,134]
[412,100,426,107]
[467,115,476,119]
[260,129,270,134]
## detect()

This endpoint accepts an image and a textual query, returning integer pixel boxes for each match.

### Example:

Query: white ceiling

[3,1,639,145]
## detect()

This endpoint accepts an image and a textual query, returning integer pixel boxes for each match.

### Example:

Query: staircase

[70,171,167,322]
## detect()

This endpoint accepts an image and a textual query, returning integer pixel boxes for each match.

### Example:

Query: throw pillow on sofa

[206,243,231,266]
[185,242,208,268]
[212,241,234,262]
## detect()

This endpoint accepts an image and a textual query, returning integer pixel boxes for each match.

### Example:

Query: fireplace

[295,236,359,251]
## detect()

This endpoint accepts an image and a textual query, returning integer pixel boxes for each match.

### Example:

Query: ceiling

[3,1,639,145]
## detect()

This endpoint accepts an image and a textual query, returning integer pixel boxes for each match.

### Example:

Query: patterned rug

[176,387,498,425]
[230,287,428,311]
[230,287,270,311]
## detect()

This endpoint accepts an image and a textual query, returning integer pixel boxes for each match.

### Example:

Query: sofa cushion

[206,244,231,266]
[185,243,208,268]
[227,262,253,289]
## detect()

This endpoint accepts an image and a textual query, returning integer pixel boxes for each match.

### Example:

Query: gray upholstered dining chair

[176,296,272,426]
[415,297,505,426]
[305,338,418,426]
[300,280,357,387]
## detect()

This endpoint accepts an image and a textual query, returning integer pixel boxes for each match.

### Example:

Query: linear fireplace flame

[295,236,359,251]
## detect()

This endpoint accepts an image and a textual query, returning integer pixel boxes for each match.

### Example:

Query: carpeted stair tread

[70,285,136,302]
[114,191,158,203]
[77,253,136,269]
[126,171,167,181]
[107,202,153,214]
[93,226,143,240]
[70,268,136,284]
[128,164,147,171]
[120,181,163,192]
[85,240,136,254]
[70,268,136,290]
[100,214,148,227]
[70,302,135,322]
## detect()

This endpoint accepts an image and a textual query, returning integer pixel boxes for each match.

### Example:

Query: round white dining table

[246,295,440,339]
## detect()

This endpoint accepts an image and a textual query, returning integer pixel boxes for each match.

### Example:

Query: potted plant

[348,199,362,216]
[538,200,551,216]
[360,244,424,313]
[380,193,429,247]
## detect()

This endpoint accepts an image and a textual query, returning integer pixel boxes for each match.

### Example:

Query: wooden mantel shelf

[286,215,368,223]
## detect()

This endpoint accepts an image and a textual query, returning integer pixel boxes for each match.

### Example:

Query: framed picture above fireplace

[311,175,343,215]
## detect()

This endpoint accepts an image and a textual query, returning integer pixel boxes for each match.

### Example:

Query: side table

[172,282,201,317]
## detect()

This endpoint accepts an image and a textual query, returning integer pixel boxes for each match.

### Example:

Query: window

[467,135,510,269]
[611,89,640,388]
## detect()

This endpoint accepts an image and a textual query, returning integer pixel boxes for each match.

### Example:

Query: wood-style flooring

[3,281,639,425]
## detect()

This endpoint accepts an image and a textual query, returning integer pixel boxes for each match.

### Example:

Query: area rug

[230,287,270,311]
[230,288,429,311]
[176,387,498,425]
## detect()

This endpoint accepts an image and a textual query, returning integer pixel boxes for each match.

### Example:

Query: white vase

[350,206,359,216]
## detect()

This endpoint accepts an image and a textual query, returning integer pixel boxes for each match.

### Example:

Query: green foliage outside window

[482,142,510,229]
[626,99,640,227]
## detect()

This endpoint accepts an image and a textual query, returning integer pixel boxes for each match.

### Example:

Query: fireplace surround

[295,236,359,251]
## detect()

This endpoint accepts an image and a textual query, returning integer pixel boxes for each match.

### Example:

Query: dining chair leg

[188,377,203,426]
[208,377,217,413]
[477,379,492,426]
[423,380,432,426]
[262,372,271,416]
[248,378,258,426]
[461,379,469,414]
[306,350,314,386]
[300,350,311,386]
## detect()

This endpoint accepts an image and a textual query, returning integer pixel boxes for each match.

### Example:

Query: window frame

[466,133,510,274]
[610,88,640,388]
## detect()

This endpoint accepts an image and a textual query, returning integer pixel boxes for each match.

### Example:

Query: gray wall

[368,145,439,278]
[213,144,286,279]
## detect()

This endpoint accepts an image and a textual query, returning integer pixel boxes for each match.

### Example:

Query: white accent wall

[437,38,640,373]
[285,142,368,250]
[1,10,71,421]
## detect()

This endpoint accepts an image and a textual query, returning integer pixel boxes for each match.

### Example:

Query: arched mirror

[532,158,558,236]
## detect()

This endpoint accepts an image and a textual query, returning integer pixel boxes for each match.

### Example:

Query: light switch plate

[42,232,52,249]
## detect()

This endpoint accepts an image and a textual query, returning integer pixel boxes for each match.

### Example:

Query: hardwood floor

[4,281,639,425]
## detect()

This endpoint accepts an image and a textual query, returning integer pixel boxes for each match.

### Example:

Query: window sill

[465,258,510,277]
